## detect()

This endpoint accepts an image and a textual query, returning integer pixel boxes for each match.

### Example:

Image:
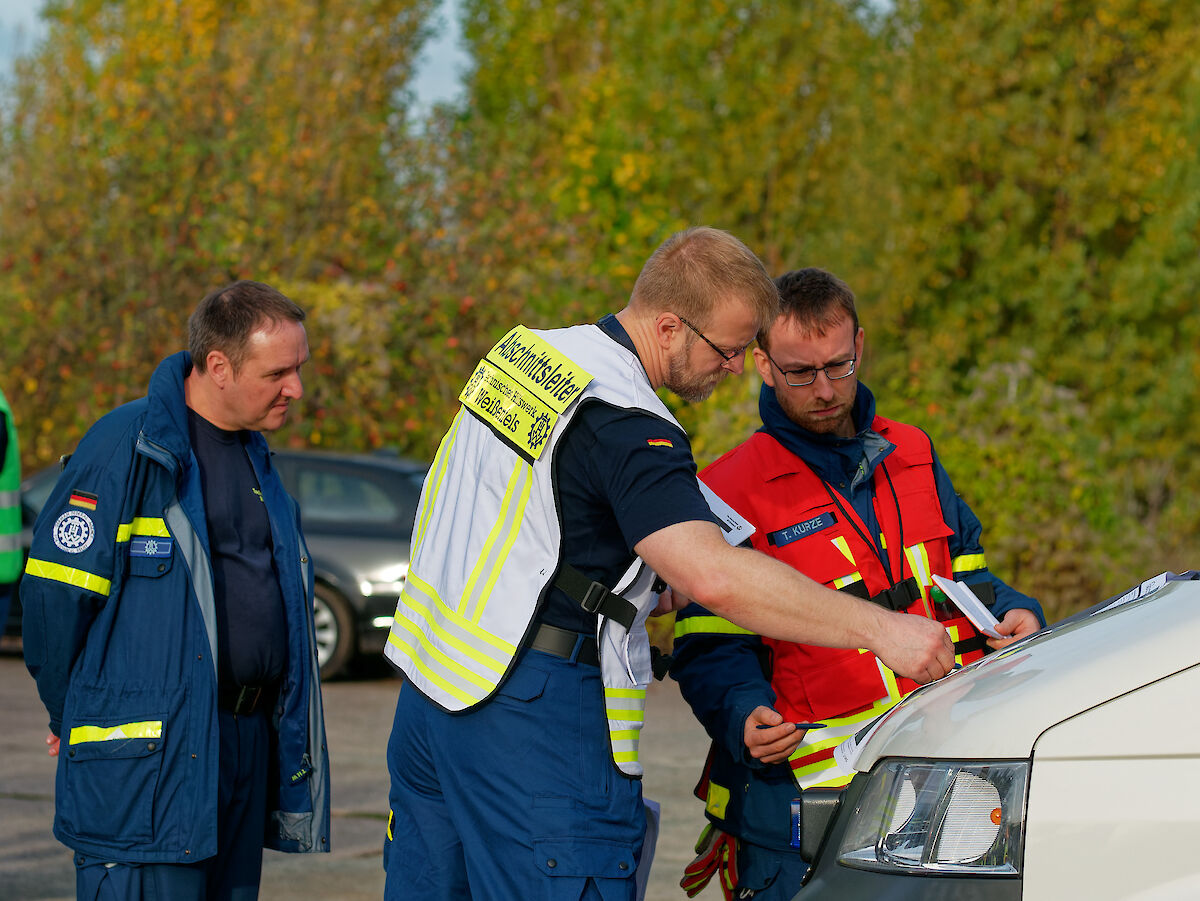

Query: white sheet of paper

[931,573,1003,639]
[1097,571,1170,614]
[698,480,756,547]
[832,713,887,773]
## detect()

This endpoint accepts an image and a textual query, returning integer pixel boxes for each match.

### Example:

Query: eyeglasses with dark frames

[677,316,748,364]
[763,348,857,387]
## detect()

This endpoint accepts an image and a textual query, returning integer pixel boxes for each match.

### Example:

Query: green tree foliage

[852,0,1200,609]
[3,0,1198,618]
[0,0,433,462]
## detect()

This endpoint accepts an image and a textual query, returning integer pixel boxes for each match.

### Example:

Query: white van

[796,572,1200,901]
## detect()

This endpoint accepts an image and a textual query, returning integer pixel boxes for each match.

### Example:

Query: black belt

[218,683,274,716]
[529,623,600,667]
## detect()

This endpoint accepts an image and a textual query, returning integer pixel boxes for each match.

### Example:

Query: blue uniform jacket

[22,351,330,862]
[671,382,1044,851]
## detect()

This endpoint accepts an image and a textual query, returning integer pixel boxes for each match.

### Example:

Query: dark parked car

[9,449,426,680]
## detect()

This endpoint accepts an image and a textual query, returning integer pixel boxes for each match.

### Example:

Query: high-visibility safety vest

[384,323,682,776]
[0,389,20,583]
[696,422,987,791]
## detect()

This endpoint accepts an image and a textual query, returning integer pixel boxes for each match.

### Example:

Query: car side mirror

[799,787,844,864]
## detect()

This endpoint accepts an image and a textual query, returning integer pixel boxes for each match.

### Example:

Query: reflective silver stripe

[605,687,647,773]
[0,489,18,506]
[0,533,19,553]
[165,501,216,677]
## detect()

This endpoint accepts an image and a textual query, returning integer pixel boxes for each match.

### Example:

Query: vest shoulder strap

[553,563,637,630]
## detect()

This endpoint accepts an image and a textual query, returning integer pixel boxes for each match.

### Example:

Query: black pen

[757,722,827,730]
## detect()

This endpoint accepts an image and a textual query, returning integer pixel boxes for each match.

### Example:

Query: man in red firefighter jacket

[671,268,1045,900]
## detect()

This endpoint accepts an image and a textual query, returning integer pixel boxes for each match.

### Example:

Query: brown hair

[188,280,306,373]
[630,227,779,332]
[762,268,858,353]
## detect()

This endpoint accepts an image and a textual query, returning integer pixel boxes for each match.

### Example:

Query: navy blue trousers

[384,649,645,901]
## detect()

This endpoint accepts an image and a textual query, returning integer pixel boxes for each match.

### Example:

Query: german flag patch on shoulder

[69,490,99,511]
[646,438,674,448]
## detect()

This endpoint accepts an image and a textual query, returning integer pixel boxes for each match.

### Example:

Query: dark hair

[188,280,306,373]
[630,227,779,332]
[762,268,858,352]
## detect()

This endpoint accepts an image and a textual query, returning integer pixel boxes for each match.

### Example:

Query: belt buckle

[580,581,608,614]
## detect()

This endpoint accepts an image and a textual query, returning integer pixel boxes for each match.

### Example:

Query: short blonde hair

[630,227,779,332]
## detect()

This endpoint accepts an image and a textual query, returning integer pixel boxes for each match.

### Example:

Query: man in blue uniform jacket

[22,281,330,901]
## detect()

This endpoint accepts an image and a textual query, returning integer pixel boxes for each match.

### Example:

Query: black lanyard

[818,460,905,585]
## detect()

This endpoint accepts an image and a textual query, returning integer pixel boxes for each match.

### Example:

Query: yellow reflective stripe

[606,687,644,698]
[833,573,863,590]
[799,769,856,789]
[607,706,645,722]
[947,624,973,666]
[790,754,844,780]
[952,553,987,575]
[610,726,641,762]
[904,543,932,598]
[386,630,484,706]
[878,532,888,551]
[114,518,170,543]
[877,657,903,702]
[70,720,162,744]
[605,686,646,723]
[461,458,531,621]
[398,572,515,666]
[24,558,112,596]
[705,782,731,818]
[831,535,856,565]
[413,409,463,552]
[673,615,754,640]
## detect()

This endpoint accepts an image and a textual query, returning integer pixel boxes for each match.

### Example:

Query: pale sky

[0,0,469,110]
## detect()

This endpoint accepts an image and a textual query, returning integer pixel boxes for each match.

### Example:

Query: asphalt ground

[0,643,714,901]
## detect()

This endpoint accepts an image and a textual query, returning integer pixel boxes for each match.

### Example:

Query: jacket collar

[142,351,270,470]
[757,381,894,491]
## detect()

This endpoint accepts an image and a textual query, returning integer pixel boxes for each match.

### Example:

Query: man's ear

[205,350,233,388]
[752,347,775,386]
[653,311,682,351]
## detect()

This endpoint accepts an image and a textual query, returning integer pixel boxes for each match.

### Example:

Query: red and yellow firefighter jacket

[673,415,994,850]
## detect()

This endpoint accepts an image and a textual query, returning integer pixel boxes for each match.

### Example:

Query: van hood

[849,577,1200,770]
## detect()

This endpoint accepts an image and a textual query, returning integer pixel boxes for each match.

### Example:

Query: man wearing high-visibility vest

[0,384,20,639]
[382,231,959,901]
[672,268,1045,900]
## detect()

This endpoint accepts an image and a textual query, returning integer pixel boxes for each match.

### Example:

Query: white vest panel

[385,323,685,775]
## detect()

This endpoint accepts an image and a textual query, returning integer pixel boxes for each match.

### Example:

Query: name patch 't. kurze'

[768,512,837,547]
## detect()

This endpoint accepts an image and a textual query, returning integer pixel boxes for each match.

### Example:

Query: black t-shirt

[187,410,288,688]
[538,318,718,633]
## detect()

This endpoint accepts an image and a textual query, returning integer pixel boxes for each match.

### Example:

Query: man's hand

[650,586,692,617]
[873,611,955,684]
[986,608,1041,651]
[45,732,60,757]
[743,706,805,765]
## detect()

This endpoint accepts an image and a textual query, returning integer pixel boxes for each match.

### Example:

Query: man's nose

[282,372,304,399]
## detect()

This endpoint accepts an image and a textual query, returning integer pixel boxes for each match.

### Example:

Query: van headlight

[837,760,1027,875]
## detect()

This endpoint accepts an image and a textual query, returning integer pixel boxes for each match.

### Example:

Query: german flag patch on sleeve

[646,438,674,448]
[69,490,99,511]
